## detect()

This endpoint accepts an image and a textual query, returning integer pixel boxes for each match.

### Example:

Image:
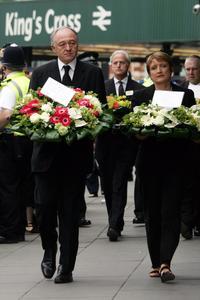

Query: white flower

[153,115,165,126]
[75,120,87,127]
[141,115,154,126]
[133,106,140,113]
[40,112,50,123]
[68,107,82,119]
[84,95,103,114]
[84,95,93,100]
[30,113,41,124]
[41,102,53,113]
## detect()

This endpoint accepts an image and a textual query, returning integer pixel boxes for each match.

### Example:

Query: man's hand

[0,108,12,129]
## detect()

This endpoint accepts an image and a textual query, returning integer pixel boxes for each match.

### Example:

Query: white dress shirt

[113,76,128,96]
[58,58,77,81]
[188,82,200,99]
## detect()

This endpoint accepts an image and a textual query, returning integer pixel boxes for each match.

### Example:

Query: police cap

[1,46,26,68]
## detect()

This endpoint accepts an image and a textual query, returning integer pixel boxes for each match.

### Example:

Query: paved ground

[1,179,200,300]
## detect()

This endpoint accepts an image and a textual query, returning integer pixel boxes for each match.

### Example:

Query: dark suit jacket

[132,83,196,173]
[30,59,106,173]
[105,76,143,100]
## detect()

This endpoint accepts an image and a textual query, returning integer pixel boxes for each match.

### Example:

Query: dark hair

[146,51,173,74]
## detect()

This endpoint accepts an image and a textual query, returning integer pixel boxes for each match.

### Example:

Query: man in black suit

[179,55,200,239]
[180,55,200,93]
[96,50,143,241]
[30,26,106,283]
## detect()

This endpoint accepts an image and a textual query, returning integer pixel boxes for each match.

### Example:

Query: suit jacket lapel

[72,60,85,85]
[126,77,133,91]
[109,78,117,95]
[51,60,61,82]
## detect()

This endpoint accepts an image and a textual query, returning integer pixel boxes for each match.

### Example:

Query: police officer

[0,45,31,243]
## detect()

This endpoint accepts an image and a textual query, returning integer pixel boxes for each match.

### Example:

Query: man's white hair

[110,50,131,64]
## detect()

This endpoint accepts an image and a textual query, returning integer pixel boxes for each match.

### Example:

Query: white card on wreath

[40,77,75,106]
[152,90,184,108]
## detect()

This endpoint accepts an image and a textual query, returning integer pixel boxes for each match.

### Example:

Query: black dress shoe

[181,222,193,240]
[0,235,19,244]
[41,247,57,279]
[79,218,91,227]
[54,265,73,284]
[107,228,119,242]
[132,217,144,224]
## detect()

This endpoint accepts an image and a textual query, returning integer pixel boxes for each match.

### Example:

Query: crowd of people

[0,26,200,284]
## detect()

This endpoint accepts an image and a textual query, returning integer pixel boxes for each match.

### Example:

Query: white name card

[152,90,184,108]
[40,77,76,106]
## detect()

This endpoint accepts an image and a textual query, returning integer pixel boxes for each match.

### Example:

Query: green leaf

[64,133,76,145]
[76,129,90,140]
[100,111,115,124]
[45,130,61,141]
[31,131,45,141]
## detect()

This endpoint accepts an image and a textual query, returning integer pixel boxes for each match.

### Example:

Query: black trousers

[86,160,99,195]
[34,165,84,273]
[96,132,137,232]
[0,135,33,238]
[137,166,183,268]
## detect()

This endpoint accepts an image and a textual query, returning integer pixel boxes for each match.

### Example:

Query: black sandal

[159,265,175,283]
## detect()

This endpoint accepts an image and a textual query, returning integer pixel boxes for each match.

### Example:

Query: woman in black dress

[132,51,195,282]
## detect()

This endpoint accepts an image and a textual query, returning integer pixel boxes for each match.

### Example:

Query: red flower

[54,106,69,116]
[113,101,120,109]
[74,88,83,93]
[93,111,99,117]
[36,88,44,97]
[19,99,40,115]
[27,99,40,108]
[20,105,38,115]
[77,98,93,108]
[50,115,61,124]
[61,115,71,126]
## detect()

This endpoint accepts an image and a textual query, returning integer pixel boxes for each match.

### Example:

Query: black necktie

[118,81,125,96]
[62,65,72,86]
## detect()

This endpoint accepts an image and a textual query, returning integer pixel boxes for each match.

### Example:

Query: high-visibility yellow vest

[0,72,30,135]
[0,71,30,101]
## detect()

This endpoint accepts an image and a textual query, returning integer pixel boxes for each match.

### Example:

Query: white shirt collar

[114,75,128,85]
[58,57,77,73]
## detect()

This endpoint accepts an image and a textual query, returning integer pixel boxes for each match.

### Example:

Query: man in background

[96,50,143,241]
[180,55,200,239]
[181,55,200,100]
